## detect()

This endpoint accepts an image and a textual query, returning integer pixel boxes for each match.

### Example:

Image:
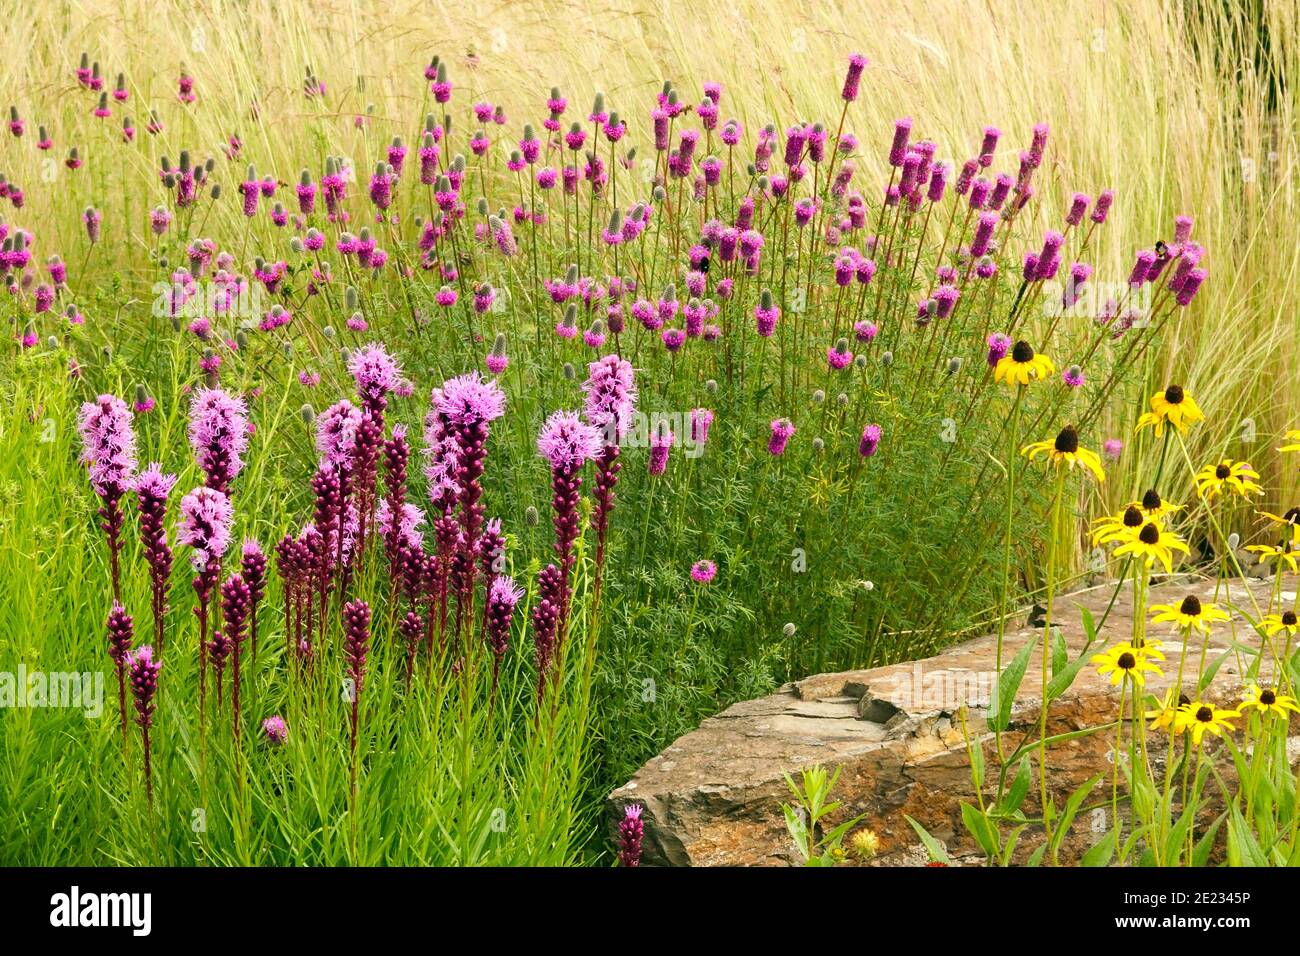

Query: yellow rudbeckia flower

[1112,520,1190,574]
[1146,688,1191,733]
[1256,509,1300,547]
[1135,384,1204,436]
[1246,544,1299,575]
[1260,610,1299,638]
[1278,430,1300,454]
[1148,594,1231,633]
[1173,701,1239,745]
[1239,684,1300,718]
[1090,642,1163,687]
[1021,425,1106,482]
[994,340,1055,387]
[1194,460,1262,501]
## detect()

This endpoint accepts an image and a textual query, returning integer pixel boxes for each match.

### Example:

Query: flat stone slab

[609,576,1294,865]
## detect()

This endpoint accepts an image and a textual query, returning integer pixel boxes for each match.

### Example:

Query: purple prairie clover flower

[1175,268,1207,306]
[435,286,457,308]
[584,321,607,348]
[107,603,133,742]
[970,212,998,257]
[262,715,287,746]
[1066,192,1090,227]
[828,339,854,370]
[856,258,877,285]
[1028,122,1049,165]
[419,135,439,184]
[1023,252,1040,281]
[189,388,250,493]
[859,423,882,457]
[387,138,407,175]
[768,418,795,456]
[177,73,196,104]
[976,257,998,280]
[968,178,990,209]
[661,328,686,352]
[927,163,949,203]
[955,158,978,195]
[889,117,912,167]
[986,332,1012,367]
[127,645,162,803]
[1103,439,1124,461]
[754,290,780,337]
[979,126,1000,166]
[691,408,715,446]
[83,206,102,242]
[473,283,496,314]
[150,206,172,235]
[178,486,234,571]
[1063,262,1092,308]
[842,52,868,101]
[933,285,960,319]
[487,334,509,375]
[1062,364,1086,388]
[1128,250,1157,288]
[988,174,1013,211]
[1091,189,1114,224]
[485,575,524,677]
[1174,215,1194,244]
[854,321,878,343]
[618,804,644,867]
[489,216,517,256]
[648,427,675,476]
[690,560,718,584]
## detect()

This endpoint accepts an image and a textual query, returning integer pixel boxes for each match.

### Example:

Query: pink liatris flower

[107,603,134,743]
[188,388,250,493]
[178,486,234,572]
[348,342,403,414]
[485,575,524,680]
[768,418,795,456]
[133,463,177,655]
[538,410,602,629]
[78,394,137,601]
[618,804,645,867]
[690,560,717,584]
[342,600,371,766]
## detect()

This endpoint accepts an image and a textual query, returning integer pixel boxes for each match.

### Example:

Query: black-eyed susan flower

[993,339,1054,387]
[1146,689,1192,733]
[1091,504,1147,547]
[1256,508,1300,547]
[1090,642,1163,687]
[1173,701,1239,745]
[1238,684,1300,719]
[1148,594,1231,633]
[1135,383,1204,436]
[1194,460,1262,500]
[1112,520,1190,574]
[1260,609,1299,638]
[1021,425,1105,481]
[1278,430,1300,454]
[1246,543,1299,575]
[1137,488,1182,520]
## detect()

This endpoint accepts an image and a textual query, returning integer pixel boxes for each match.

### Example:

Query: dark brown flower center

[1142,489,1162,510]
[1284,507,1300,524]
[1054,426,1079,454]
[1117,652,1136,670]
[1179,595,1202,616]
[1011,340,1034,363]
[1164,384,1184,405]
[1123,505,1144,528]
[1215,464,1231,479]
[1284,612,1297,626]
[1139,522,1161,545]
[1195,706,1213,723]
[1260,690,1276,706]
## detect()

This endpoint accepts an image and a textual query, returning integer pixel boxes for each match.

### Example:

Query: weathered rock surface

[609,576,1295,865]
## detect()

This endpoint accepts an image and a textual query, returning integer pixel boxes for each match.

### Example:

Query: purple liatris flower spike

[485,575,524,678]
[178,486,234,571]
[128,645,162,802]
[618,804,645,867]
[107,603,133,742]
[348,343,403,414]
[188,388,249,493]
[538,410,601,629]
[316,399,363,471]
[343,599,371,763]
[241,539,267,661]
[134,463,177,654]
[78,394,137,601]
[768,418,795,456]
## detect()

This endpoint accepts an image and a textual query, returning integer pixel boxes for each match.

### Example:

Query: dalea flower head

[178,485,234,569]
[537,410,603,472]
[690,560,717,584]
[1135,383,1203,436]
[768,418,795,456]
[436,372,507,427]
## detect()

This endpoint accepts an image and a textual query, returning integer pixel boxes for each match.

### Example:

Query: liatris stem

[135,466,177,657]
[221,574,251,753]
